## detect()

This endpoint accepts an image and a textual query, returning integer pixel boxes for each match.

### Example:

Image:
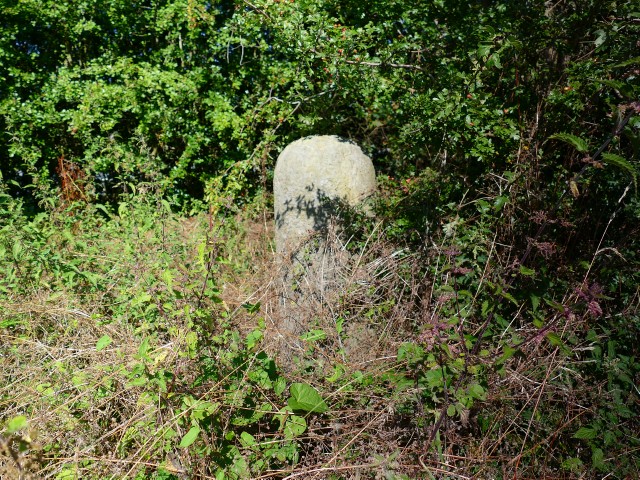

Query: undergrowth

[2,160,640,479]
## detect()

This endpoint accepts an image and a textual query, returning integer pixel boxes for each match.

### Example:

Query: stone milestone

[273,135,376,254]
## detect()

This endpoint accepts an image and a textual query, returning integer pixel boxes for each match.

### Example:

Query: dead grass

[0,211,215,479]
[2,204,636,479]
[1,293,147,478]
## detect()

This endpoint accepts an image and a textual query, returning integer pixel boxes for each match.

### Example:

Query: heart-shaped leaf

[287,383,328,413]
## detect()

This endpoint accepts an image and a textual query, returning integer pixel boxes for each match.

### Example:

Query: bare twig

[344,59,424,71]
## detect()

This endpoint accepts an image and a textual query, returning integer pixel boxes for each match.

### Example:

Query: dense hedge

[2,1,637,206]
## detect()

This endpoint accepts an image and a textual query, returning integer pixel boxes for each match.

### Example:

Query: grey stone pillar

[271,135,376,366]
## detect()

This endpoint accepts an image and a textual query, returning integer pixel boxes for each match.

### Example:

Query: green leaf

[12,241,23,260]
[239,431,257,448]
[573,426,597,440]
[530,294,540,311]
[178,426,200,448]
[163,428,177,441]
[96,335,112,351]
[300,329,326,342]
[242,302,260,314]
[611,56,640,68]
[336,317,345,336]
[601,153,637,188]
[481,300,489,317]
[488,52,502,69]
[6,415,27,433]
[476,199,491,213]
[246,329,263,350]
[468,383,487,400]
[283,415,307,439]
[549,133,590,153]
[519,265,536,277]
[131,292,152,307]
[185,331,198,358]
[499,290,518,306]
[326,364,345,383]
[477,42,492,58]
[593,79,635,98]
[592,447,606,471]
[498,346,518,364]
[494,195,508,211]
[397,342,425,366]
[562,457,583,472]
[546,332,571,354]
[274,376,287,396]
[287,383,328,413]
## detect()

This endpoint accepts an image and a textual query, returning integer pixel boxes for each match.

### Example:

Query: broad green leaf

[549,133,590,153]
[476,199,491,213]
[477,42,492,58]
[230,456,250,477]
[185,331,198,358]
[592,78,634,98]
[242,302,261,314]
[546,332,571,354]
[397,342,425,365]
[530,294,540,311]
[326,364,345,383]
[468,383,487,400]
[592,447,606,471]
[562,457,583,471]
[96,335,112,351]
[499,290,518,305]
[163,428,177,440]
[178,426,200,448]
[335,317,345,336]
[498,346,518,364]
[488,52,502,69]
[117,202,129,217]
[494,195,508,210]
[131,292,152,307]
[573,426,597,440]
[231,402,269,426]
[6,415,27,433]
[160,199,172,213]
[481,300,490,318]
[287,383,328,413]
[191,401,219,421]
[239,431,257,448]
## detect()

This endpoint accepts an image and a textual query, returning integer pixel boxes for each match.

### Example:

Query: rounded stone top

[273,135,376,253]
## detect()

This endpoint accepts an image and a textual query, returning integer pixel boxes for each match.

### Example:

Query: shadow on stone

[271,135,378,367]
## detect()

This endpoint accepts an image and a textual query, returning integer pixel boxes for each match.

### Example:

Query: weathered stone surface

[270,136,377,368]
[273,135,376,254]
